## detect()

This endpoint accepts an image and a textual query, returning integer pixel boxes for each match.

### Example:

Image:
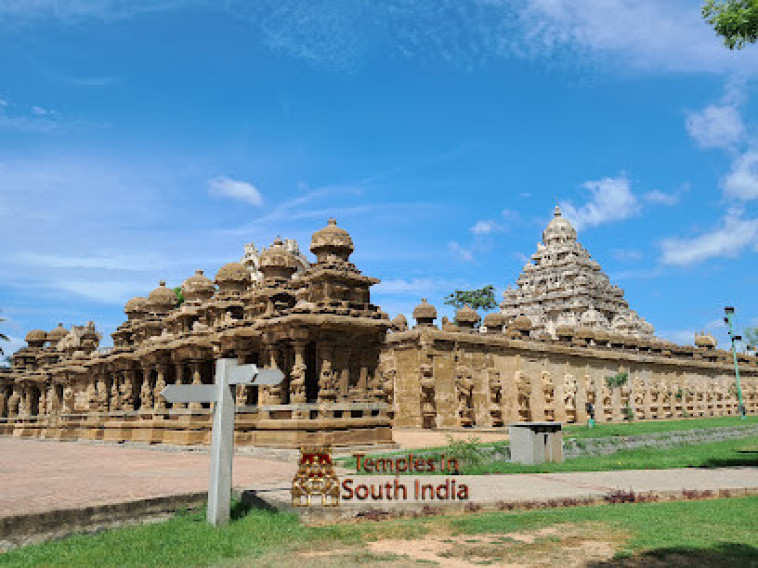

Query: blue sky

[2,0,758,356]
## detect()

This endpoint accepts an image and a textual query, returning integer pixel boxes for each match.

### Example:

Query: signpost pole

[207,359,236,526]
[160,358,284,527]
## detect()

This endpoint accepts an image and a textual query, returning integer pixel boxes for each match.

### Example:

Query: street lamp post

[723,306,747,420]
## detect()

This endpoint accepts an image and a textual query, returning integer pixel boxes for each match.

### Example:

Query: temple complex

[2,212,757,446]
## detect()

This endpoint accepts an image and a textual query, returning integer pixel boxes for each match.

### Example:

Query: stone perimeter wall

[383,328,758,429]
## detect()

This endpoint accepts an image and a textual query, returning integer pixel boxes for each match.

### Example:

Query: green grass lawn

[563,414,758,440]
[339,415,758,474]
[465,435,758,474]
[2,497,756,567]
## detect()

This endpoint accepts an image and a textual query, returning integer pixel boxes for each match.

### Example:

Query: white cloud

[723,151,758,202]
[55,280,151,304]
[643,190,679,206]
[448,241,474,262]
[208,176,263,206]
[375,277,459,296]
[685,104,744,150]
[4,1,755,75]
[560,175,640,231]
[660,210,758,266]
[471,219,498,235]
[518,0,758,75]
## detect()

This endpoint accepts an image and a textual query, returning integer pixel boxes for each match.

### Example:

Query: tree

[703,0,758,49]
[0,316,9,356]
[173,286,185,307]
[444,285,497,312]
[745,327,758,348]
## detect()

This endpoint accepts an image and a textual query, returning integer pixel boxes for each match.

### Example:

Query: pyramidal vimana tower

[2,213,756,446]
[500,206,654,340]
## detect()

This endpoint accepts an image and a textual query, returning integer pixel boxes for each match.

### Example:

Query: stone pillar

[62,384,74,414]
[189,361,203,412]
[154,364,167,412]
[121,370,135,412]
[593,374,606,423]
[338,349,351,400]
[173,362,186,409]
[269,346,285,404]
[553,374,568,423]
[290,341,307,404]
[529,372,547,421]
[236,352,248,409]
[611,385,623,422]
[575,375,589,423]
[110,372,122,412]
[641,375,653,419]
[318,344,335,403]
[36,386,46,417]
[18,385,29,417]
[86,376,98,412]
[139,365,153,412]
[500,368,520,424]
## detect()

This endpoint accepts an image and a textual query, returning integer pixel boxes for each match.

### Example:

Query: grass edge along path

[1,497,756,567]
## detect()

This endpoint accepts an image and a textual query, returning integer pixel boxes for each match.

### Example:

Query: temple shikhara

[2,213,757,447]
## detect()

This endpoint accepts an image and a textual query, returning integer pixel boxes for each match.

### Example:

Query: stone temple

[1,213,757,446]
[501,206,653,339]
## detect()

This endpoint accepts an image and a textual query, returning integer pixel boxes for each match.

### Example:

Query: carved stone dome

[147,280,178,313]
[25,329,47,343]
[391,313,408,331]
[455,305,480,328]
[310,218,354,263]
[542,206,577,246]
[181,270,215,302]
[215,262,251,294]
[412,298,437,326]
[510,314,533,331]
[259,237,299,282]
[483,312,505,330]
[124,296,149,317]
[215,262,249,283]
[47,323,68,343]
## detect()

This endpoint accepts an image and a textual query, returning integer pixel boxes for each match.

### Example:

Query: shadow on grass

[698,450,758,469]
[588,542,758,567]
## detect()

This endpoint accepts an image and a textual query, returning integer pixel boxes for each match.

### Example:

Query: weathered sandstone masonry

[382,324,758,429]
[0,220,392,448]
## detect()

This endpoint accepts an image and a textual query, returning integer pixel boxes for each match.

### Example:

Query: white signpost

[161,358,285,526]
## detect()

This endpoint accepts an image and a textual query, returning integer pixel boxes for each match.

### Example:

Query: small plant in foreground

[445,434,484,469]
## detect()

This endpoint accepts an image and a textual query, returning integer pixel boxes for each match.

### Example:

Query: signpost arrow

[160,384,217,404]
[160,358,285,527]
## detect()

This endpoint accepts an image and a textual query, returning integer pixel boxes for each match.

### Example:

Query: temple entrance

[29,386,40,416]
[305,342,319,402]
[55,384,63,413]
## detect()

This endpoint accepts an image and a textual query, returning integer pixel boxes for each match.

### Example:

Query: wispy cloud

[723,151,758,202]
[660,209,758,266]
[208,176,264,206]
[448,241,474,262]
[470,219,500,235]
[2,1,755,75]
[55,280,147,304]
[561,175,640,231]
[375,277,461,296]
[643,190,680,206]
[685,80,746,150]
